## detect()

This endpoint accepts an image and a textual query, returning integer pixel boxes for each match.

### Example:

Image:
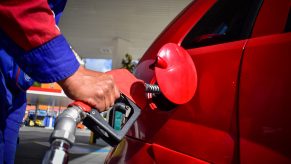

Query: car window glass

[285,8,291,32]
[181,0,262,49]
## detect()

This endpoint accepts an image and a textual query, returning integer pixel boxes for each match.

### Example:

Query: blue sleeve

[0,31,80,83]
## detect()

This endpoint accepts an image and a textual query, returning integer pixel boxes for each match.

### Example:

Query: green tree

[121,53,135,73]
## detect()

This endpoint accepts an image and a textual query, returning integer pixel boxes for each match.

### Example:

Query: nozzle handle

[82,94,141,146]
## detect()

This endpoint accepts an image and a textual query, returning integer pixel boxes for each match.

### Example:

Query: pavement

[15,126,112,164]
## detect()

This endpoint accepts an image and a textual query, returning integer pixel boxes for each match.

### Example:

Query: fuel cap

[155,43,197,104]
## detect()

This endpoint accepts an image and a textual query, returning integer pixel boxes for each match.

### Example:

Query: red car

[106,0,291,163]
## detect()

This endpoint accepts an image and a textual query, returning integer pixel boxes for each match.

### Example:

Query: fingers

[101,74,117,105]
[93,74,120,111]
[58,67,120,112]
[114,85,120,99]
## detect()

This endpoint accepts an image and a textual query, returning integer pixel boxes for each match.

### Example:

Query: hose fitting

[145,84,160,94]
[42,106,86,164]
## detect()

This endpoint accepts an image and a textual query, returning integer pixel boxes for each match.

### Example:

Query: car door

[173,0,262,163]
[239,0,291,163]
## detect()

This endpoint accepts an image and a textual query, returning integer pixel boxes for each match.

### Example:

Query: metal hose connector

[42,139,70,164]
[145,84,160,94]
[50,106,85,145]
[43,106,86,164]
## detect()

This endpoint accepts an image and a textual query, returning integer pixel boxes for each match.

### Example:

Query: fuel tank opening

[152,91,176,111]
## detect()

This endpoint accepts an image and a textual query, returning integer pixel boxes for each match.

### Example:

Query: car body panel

[240,33,291,164]
[106,0,291,163]
[106,137,210,164]
[239,0,291,162]
[150,40,247,163]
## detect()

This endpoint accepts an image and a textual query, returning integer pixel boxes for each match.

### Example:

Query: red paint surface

[107,0,291,163]
[239,33,291,164]
[152,143,209,164]
[106,137,210,164]
[133,40,246,163]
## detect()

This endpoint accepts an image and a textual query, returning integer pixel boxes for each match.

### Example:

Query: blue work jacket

[0,0,79,163]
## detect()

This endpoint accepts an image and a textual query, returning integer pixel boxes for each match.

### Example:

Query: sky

[84,58,112,72]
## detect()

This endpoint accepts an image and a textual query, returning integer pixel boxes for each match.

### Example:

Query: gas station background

[25,59,113,128]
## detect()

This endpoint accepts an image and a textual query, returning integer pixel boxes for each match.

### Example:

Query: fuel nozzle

[42,105,86,164]
[43,68,147,163]
[82,94,141,146]
[43,93,142,164]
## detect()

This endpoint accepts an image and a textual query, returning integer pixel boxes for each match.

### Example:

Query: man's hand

[58,66,120,112]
